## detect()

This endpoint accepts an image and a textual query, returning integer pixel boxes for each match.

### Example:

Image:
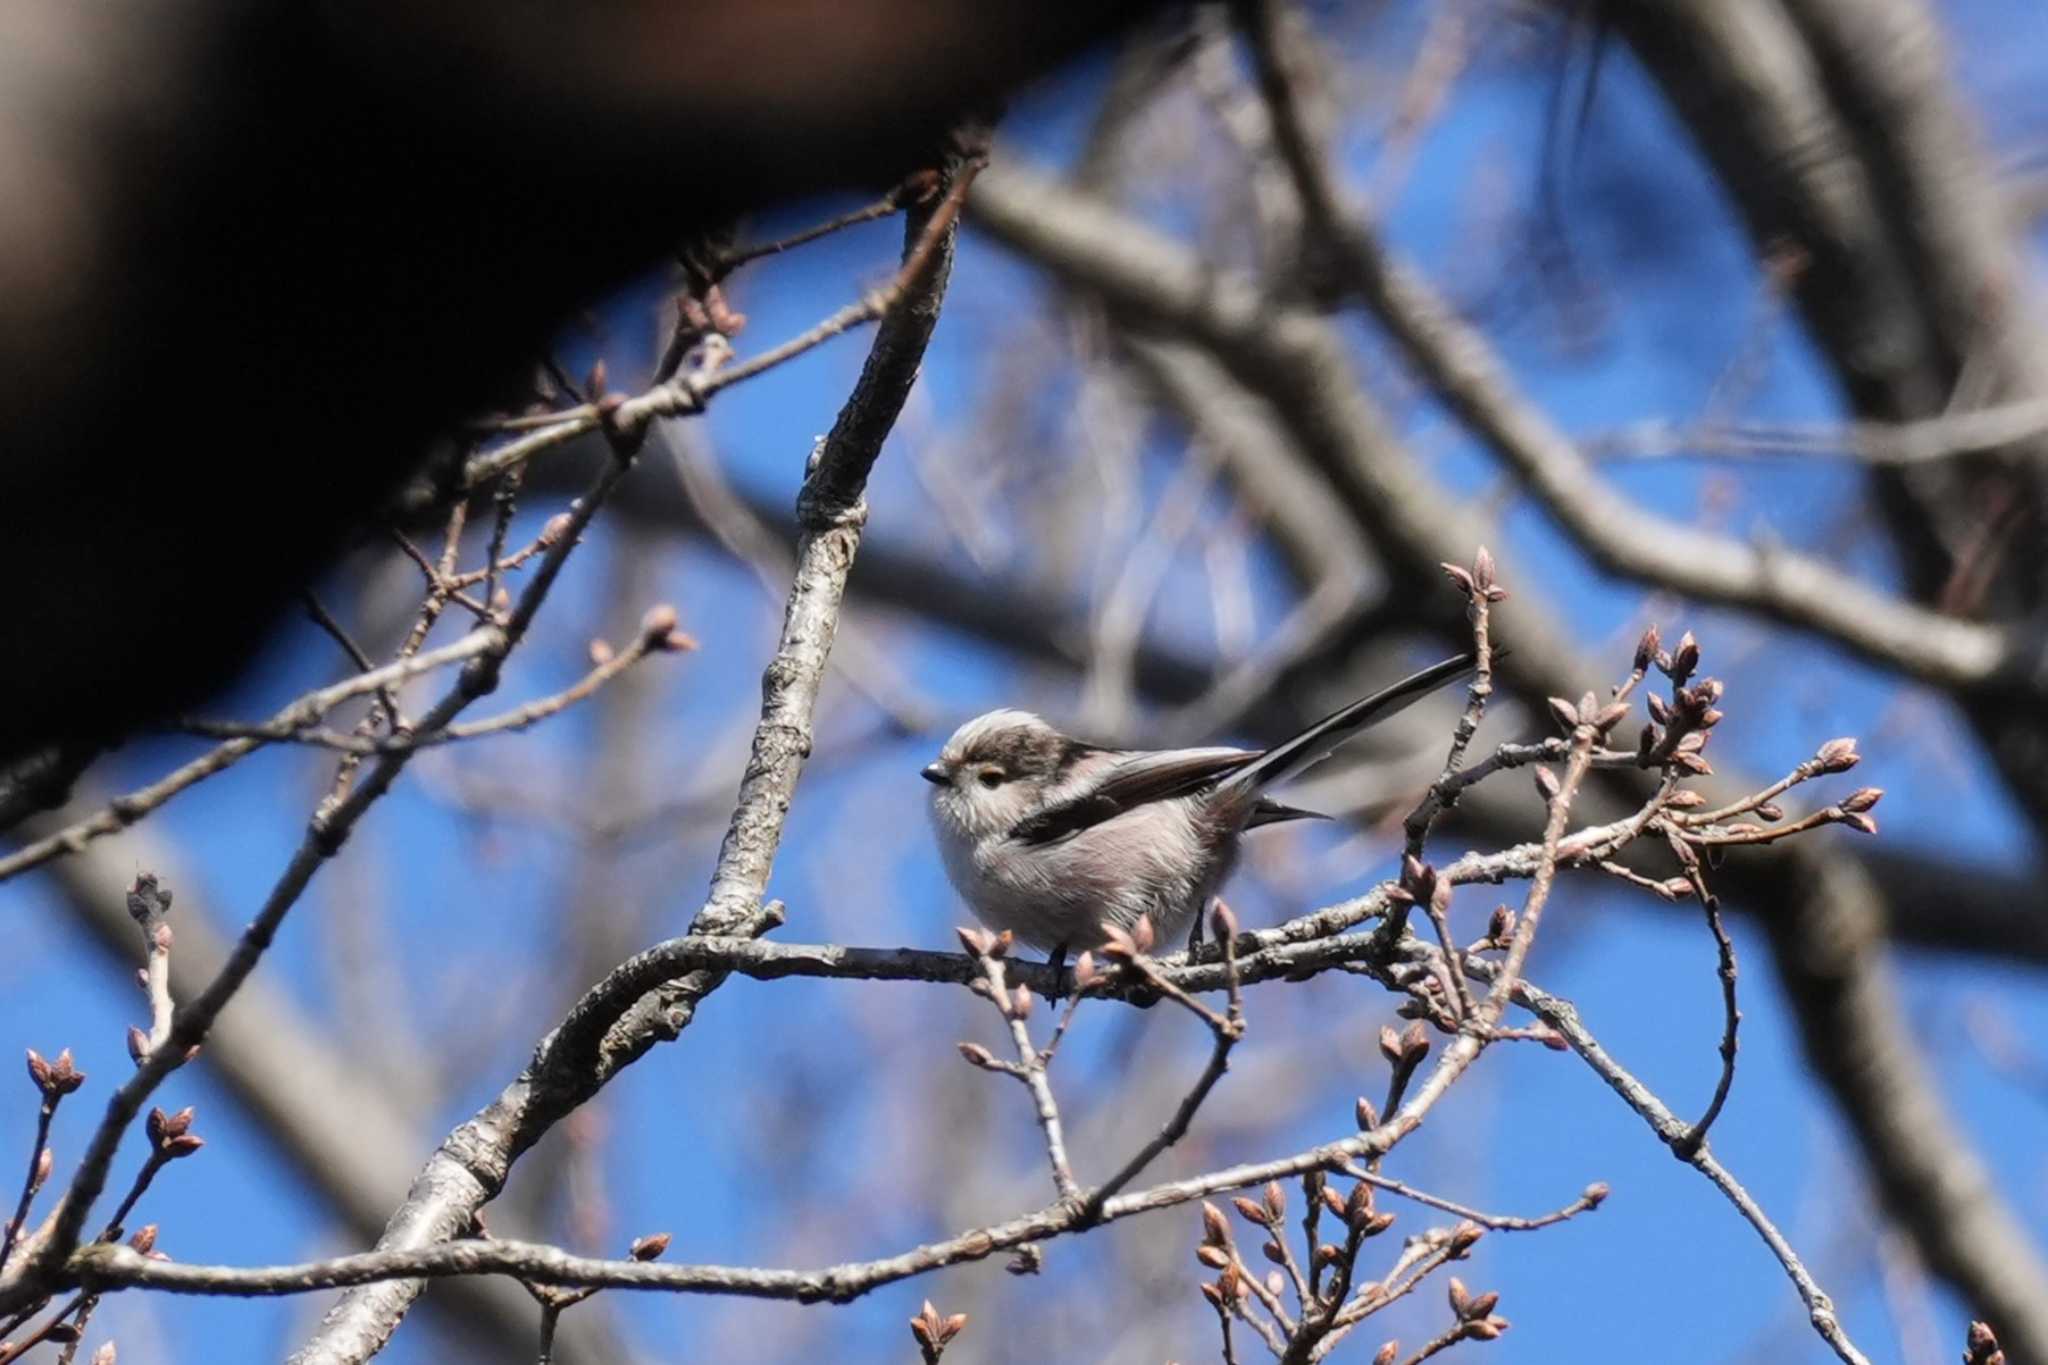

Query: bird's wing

[1216,653,1476,799]
[1005,653,1472,846]
[1008,746,1255,845]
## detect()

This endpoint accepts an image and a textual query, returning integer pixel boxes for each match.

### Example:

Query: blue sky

[6,4,2048,1362]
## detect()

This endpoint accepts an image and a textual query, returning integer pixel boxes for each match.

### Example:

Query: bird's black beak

[920,762,949,786]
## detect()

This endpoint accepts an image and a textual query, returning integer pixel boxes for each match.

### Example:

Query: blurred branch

[1607,4,2048,1356]
[1237,0,2015,696]
[1606,0,2048,872]
[1583,400,2048,464]
[664,427,936,733]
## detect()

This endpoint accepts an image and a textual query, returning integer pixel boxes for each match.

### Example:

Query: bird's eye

[977,768,1004,789]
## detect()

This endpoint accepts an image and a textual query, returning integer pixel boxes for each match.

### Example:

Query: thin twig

[1337,1165,1605,1232]
[99,1149,174,1244]
[1448,954,1870,1365]
[127,875,176,1057]
[1672,752,1835,826]
[1086,909,1246,1212]
[534,1299,562,1365]
[1418,886,1472,1025]
[0,631,499,884]
[1212,1296,1240,1365]
[301,593,379,673]
[1232,1289,1292,1357]
[0,1291,86,1365]
[9,447,636,1305]
[1673,807,1861,849]
[1667,836,1740,1156]
[301,589,405,736]
[481,464,526,617]
[1402,548,1501,859]
[338,510,478,808]
[302,592,405,735]
[1234,1251,1299,1341]
[1395,1321,1471,1365]
[1480,693,1607,1027]
[0,1084,63,1279]
[712,189,911,279]
[178,614,690,755]
[1314,1224,1474,1349]
[962,939,1081,1203]
[445,167,981,505]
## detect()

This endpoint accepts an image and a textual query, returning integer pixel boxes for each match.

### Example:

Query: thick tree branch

[290,159,972,1365]
[35,934,1856,1365]
[1238,0,2016,695]
[1607,5,2048,1356]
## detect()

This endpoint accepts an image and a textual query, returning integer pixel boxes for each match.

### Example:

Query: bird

[921,653,1475,963]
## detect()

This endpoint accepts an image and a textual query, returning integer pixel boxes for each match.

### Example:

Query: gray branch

[289,161,969,1365]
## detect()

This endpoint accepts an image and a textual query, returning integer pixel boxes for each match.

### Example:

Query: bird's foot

[1046,941,1071,999]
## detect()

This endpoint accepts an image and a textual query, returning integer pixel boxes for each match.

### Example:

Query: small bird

[922,653,1475,960]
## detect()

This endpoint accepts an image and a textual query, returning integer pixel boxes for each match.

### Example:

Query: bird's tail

[1219,653,1478,798]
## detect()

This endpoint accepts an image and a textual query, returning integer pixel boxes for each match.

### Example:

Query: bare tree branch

[41,832,583,1360]
[969,149,2039,1365]
[1454,954,1867,1365]
[176,612,693,756]
[290,152,977,1365]
[0,443,639,1318]
[1238,0,2014,695]
[0,631,499,885]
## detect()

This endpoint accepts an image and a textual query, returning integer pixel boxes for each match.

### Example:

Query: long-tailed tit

[922,653,1475,960]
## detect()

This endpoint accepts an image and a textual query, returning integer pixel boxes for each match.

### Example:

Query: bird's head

[922,709,1072,841]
